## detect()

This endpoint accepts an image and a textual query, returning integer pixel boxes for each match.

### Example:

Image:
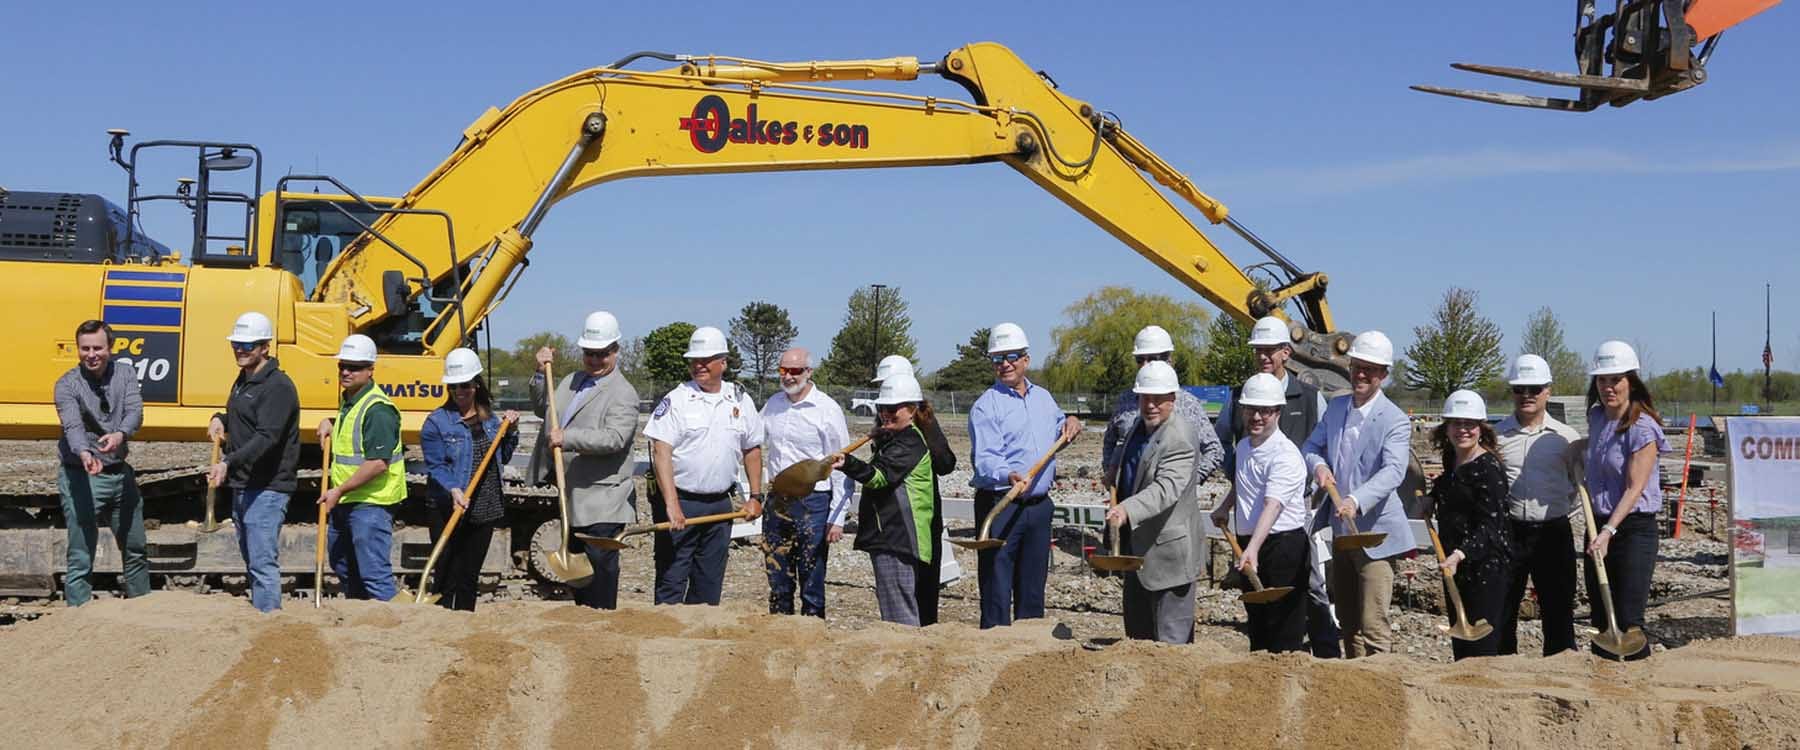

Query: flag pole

[1766,284,1774,413]
[1711,310,1718,416]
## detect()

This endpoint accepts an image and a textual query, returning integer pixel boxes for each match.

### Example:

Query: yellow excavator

[0,42,1358,595]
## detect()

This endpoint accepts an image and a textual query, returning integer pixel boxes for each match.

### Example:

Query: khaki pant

[1329,547,1396,658]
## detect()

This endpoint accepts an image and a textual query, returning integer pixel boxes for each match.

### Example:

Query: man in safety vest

[317,334,405,600]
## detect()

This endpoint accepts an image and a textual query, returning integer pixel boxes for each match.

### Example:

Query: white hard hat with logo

[577,311,621,350]
[1132,360,1180,395]
[1239,373,1287,407]
[1508,354,1553,386]
[683,326,729,358]
[1442,389,1488,421]
[1588,340,1640,376]
[874,373,924,405]
[987,322,1030,354]
[873,354,914,383]
[1348,330,1394,367]
[226,311,274,343]
[1247,316,1291,347]
[443,348,483,384]
[1131,325,1174,355]
[337,334,378,363]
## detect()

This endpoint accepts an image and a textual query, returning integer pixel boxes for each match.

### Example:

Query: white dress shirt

[760,383,856,525]
[644,381,764,494]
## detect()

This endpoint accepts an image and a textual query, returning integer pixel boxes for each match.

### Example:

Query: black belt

[677,489,732,502]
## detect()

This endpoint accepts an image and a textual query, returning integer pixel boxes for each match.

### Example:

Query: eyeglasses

[1134,353,1169,365]
[229,341,264,353]
[1245,406,1281,418]
[779,367,809,376]
[582,347,615,358]
[337,362,371,372]
[989,351,1025,365]
[1349,364,1386,379]
[1510,385,1546,396]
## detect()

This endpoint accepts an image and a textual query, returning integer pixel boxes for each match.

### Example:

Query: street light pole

[870,283,887,382]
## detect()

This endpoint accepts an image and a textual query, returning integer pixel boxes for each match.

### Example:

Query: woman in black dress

[1430,389,1512,660]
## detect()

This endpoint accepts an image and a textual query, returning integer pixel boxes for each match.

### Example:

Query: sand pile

[3,593,1797,749]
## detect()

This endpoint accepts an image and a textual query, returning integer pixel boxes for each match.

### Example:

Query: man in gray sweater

[53,320,149,605]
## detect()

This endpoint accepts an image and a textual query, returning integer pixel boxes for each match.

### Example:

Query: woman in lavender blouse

[1581,340,1669,661]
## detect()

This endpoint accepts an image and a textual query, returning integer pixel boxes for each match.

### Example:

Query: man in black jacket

[208,312,301,612]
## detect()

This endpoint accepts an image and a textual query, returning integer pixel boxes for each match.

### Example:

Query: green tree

[1518,306,1586,393]
[929,327,994,392]
[729,301,798,400]
[640,322,742,389]
[816,286,917,386]
[1041,286,1210,394]
[1192,315,1257,386]
[494,331,577,382]
[1402,287,1504,399]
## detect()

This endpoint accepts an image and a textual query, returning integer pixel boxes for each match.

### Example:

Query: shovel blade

[770,460,829,499]
[544,551,596,588]
[1240,586,1295,605]
[1447,619,1494,642]
[951,538,1004,551]
[572,533,633,551]
[1592,626,1649,658]
[1088,555,1144,573]
[1332,532,1388,552]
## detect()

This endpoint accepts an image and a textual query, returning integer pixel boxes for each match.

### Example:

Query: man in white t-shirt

[642,326,765,606]
[1213,372,1311,652]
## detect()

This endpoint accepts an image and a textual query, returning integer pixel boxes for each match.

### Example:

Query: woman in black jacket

[835,375,941,626]
[1430,390,1512,660]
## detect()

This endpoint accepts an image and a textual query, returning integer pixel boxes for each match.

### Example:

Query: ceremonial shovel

[1425,515,1493,642]
[1087,484,1143,573]
[1579,486,1648,658]
[539,361,595,588]
[1215,517,1293,604]
[202,436,223,533]
[409,419,513,605]
[951,432,1075,551]
[314,442,330,608]
[1325,483,1387,552]
[769,435,872,499]
[575,510,751,551]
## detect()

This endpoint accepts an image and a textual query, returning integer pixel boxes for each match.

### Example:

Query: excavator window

[273,199,386,298]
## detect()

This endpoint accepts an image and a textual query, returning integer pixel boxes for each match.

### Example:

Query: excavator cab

[1413,0,1780,111]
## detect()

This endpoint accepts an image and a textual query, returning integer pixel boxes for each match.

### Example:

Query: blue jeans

[233,488,290,612]
[58,464,150,606]
[328,502,396,601]
[763,491,831,617]
[974,490,1052,629]
[569,521,624,610]
[652,493,732,605]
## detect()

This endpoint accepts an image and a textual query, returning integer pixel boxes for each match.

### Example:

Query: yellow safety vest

[330,384,406,506]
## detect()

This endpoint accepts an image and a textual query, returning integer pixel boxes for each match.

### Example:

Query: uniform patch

[653,397,670,418]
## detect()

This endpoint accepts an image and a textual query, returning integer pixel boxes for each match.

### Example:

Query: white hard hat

[1442,389,1488,421]
[1508,354,1553,386]
[1247,316,1291,347]
[1132,360,1180,395]
[987,322,1029,354]
[336,334,378,363]
[872,354,914,383]
[443,347,483,384]
[577,311,621,350]
[682,326,729,358]
[1239,372,1286,407]
[1589,340,1640,376]
[1131,325,1175,356]
[226,311,274,343]
[1348,330,1394,367]
[874,373,924,405]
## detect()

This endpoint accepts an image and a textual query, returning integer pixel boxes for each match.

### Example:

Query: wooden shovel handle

[636,510,749,535]
[1425,516,1450,563]
[974,431,1075,540]
[1219,529,1268,592]
[1323,482,1354,520]
[836,434,873,458]
[1576,485,1613,587]
[315,440,330,607]
[542,362,576,564]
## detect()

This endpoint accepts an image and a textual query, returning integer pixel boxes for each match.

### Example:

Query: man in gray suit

[530,311,640,609]
[1105,361,1203,644]
[1302,330,1416,657]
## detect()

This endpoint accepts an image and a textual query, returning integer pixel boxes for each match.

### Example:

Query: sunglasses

[779,367,809,376]
[337,362,371,372]
[582,347,615,358]
[1134,353,1169,365]
[1511,385,1546,396]
[989,351,1025,365]
[688,354,725,364]
[450,382,477,391]
[876,403,909,414]
[229,341,263,353]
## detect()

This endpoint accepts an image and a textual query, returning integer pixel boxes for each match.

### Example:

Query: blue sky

[4,2,1795,374]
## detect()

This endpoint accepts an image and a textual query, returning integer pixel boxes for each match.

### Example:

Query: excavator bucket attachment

[1413,0,1779,111]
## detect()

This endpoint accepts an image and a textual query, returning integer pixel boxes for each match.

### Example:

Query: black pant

[1500,516,1578,656]
[569,521,625,609]
[1583,512,1657,660]
[917,522,943,626]
[1447,560,1508,660]
[427,503,497,612]
[1241,528,1309,653]
[652,493,733,605]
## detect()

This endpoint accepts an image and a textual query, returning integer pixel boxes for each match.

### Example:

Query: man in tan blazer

[530,311,640,609]
[1105,361,1203,644]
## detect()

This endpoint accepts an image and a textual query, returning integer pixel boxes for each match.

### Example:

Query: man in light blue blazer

[1302,330,1416,658]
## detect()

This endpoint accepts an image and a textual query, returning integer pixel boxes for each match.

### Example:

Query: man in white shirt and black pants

[759,348,853,618]
[643,326,766,606]
[1495,354,1582,656]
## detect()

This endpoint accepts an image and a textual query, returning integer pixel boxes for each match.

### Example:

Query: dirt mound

[2,593,1796,748]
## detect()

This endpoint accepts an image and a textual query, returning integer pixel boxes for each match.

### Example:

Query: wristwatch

[750,491,766,502]
[1601,525,1617,536]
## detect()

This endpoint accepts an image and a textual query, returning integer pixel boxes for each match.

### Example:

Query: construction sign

[1728,417,1800,637]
